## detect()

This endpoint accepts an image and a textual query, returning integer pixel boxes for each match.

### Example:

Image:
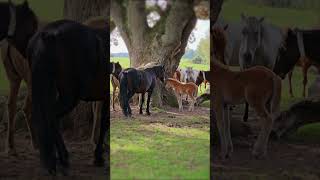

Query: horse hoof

[139,111,143,115]
[146,112,151,116]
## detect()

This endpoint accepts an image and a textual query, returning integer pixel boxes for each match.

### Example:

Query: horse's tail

[270,75,282,118]
[119,71,128,110]
[30,32,57,168]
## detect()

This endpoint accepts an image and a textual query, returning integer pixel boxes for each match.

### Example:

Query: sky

[110,20,209,53]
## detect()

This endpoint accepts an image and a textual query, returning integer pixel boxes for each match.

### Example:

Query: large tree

[111,0,209,106]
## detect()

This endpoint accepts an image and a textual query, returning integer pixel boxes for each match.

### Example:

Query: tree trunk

[111,0,199,107]
[63,0,109,131]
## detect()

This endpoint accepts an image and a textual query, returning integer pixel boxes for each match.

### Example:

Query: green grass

[111,116,210,180]
[222,0,319,28]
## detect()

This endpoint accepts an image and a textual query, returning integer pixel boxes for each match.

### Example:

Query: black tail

[119,71,128,115]
[30,32,58,173]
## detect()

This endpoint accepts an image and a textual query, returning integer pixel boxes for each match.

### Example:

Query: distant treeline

[111,49,197,59]
[246,0,319,10]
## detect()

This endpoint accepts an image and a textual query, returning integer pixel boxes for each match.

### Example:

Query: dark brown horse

[273,28,320,97]
[27,20,109,175]
[0,0,38,154]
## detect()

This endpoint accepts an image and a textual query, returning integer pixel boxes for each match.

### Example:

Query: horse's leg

[23,81,38,150]
[146,91,152,115]
[112,80,116,111]
[243,102,249,122]
[252,104,273,159]
[288,70,294,97]
[225,105,233,155]
[94,100,108,167]
[127,91,135,116]
[302,62,311,97]
[139,93,145,114]
[215,101,228,159]
[6,79,21,155]
[91,101,102,147]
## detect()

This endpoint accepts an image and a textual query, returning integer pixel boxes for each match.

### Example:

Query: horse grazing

[273,28,320,97]
[239,15,284,122]
[110,62,122,111]
[211,60,281,159]
[27,20,109,175]
[165,78,198,112]
[119,64,165,117]
[0,0,38,154]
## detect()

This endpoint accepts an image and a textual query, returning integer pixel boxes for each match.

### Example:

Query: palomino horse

[165,78,198,112]
[119,64,165,117]
[110,62,122,111]
[0,0,38,154]
[211,25,281,159]
[273,28,320,97]
[239,15,284,122]
[27,20,109,175]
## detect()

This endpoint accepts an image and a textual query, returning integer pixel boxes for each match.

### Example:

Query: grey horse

[239,14,284,122]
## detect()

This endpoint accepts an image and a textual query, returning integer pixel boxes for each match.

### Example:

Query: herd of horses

[212,15,319,159]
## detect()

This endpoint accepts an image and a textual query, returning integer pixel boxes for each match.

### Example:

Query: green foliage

[196,34,210,64]
[192,56,204,64]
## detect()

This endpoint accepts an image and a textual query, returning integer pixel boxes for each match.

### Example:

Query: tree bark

[111,0,201,107]
[63,0,109,131]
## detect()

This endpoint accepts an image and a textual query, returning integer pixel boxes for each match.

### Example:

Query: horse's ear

[259,17,265,23]
[223,24,228,31]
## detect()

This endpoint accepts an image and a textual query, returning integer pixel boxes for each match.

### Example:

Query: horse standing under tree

[0,0,38,155]
[165,78,198,112]
[211,26,282,159]
[119,64,165,117]
[28,20,109,175]
[110,62,122,111]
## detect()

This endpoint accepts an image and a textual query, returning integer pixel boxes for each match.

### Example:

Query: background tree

[196,33,210,64]
[111,0,209,106]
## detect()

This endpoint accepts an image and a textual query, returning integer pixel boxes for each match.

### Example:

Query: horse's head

[185,67,195,82]
[195,71,204,86]
[1,1,38,58]
[211,25,228,64]
[111,62,122,78]
[273,28,300,79]
[154,64,165,83]
[240,14,265,69]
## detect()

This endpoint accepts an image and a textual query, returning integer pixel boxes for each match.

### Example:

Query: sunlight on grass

[111,119,209,180]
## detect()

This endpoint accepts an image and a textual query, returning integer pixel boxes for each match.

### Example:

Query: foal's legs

[251,104,273,159]
[224,105,233,155]
[288,70,294,97]
[6,79,21,155]
[302,63,311,97]
[139,93,145,114]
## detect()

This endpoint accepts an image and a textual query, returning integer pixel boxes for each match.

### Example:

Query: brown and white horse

[165,78,198,112]
[211,26,282,159]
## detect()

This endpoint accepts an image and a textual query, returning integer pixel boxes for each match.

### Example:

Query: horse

[273,28,320,97]
[119,64,165,117]
[173,69,181,81]
[239,15,284,122]
[0,0,38,155]
[165,78,198,112]
[195,70,210,91]
[211,24,281,159]
[211,60,281,159]
[27,20,109,175]
[110,62,122,111]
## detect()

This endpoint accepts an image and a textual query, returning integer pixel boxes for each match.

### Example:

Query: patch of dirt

[111,104,210,129]
[212,105,320,179]
[0,123,107,179]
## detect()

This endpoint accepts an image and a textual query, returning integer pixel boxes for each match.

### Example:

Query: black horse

[195,70,209,86]
[110,61,122,79]
[27,20,109,175]
[119,65,165,117]
[0,0,38,58]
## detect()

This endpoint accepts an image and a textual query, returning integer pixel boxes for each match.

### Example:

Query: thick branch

[110,0,131,49]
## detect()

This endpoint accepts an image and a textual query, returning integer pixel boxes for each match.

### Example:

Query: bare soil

[0,121,107,180]
[212,106,320,180]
